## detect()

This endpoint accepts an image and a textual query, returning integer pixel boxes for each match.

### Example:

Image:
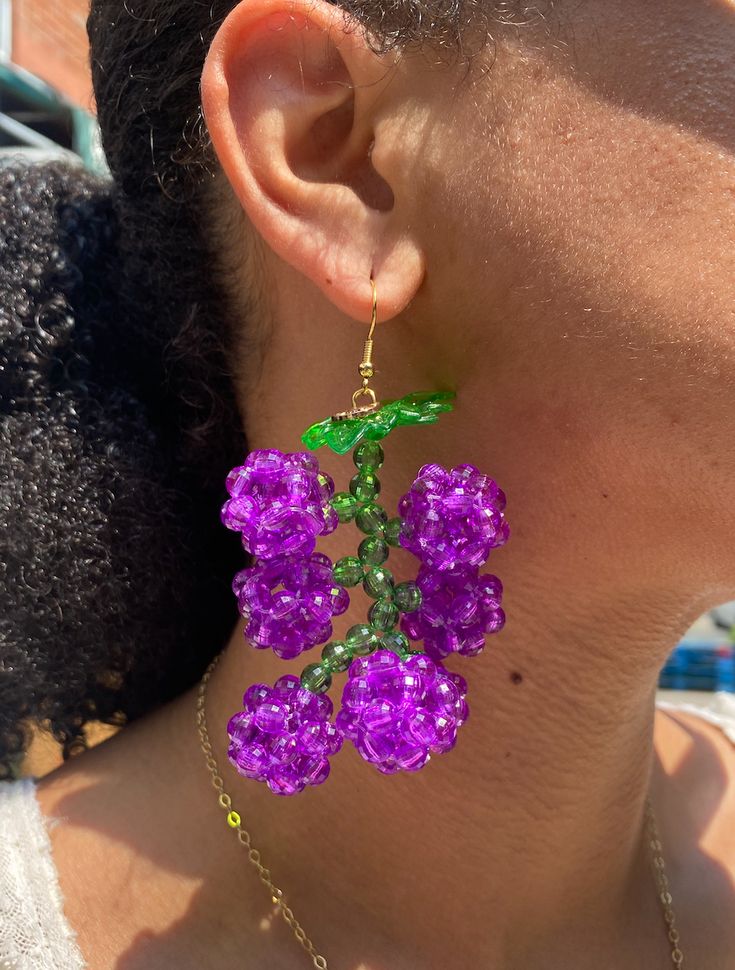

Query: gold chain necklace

[196,655,685,969]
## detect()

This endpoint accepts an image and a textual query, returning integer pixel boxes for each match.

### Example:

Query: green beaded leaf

[301,390,455,455]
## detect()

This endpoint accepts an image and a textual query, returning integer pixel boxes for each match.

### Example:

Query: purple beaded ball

[221,449,339,560]
[227,674,343,795]
[336,650,469,774]
[401,565,504,660]
[232,553,349,660]
[398,463,508,572]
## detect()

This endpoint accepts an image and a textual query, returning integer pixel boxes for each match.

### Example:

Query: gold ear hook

[359,276,378,379]
[350,275,379,410]
[332,275,382,421]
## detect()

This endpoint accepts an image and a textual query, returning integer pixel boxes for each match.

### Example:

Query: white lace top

[2,694,735,970]
[0,778,85,970]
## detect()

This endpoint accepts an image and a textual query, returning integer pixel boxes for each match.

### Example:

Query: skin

[36,0,735,967]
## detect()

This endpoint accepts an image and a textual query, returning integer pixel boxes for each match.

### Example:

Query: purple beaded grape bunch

[222,394,509,794]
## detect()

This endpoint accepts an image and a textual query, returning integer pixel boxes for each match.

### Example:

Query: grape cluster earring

[220,277,509,795]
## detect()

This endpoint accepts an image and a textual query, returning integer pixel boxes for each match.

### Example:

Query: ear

[201,0,425,322]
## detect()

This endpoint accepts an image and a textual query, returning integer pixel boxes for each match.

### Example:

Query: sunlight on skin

[655,710,735,870]
[654,712,696,777]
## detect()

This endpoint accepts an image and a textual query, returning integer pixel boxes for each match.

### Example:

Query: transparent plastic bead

[350,472,381,503]
[331,491,358,523]
[345,623,380,656]
[353,441,385,471]
[300,663,333,694]
[368,599,399,631]
[333,556,365,587]
[356,503,388,536]
[384,517,402,547]
[321,640,353,673]
[380,629,411,656]
[394,581,422,613]
[363,566,395,600]
[358,536,389,566]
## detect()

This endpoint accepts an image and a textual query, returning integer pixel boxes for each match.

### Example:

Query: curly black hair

[0,0,544,776]
[0,159,245,776]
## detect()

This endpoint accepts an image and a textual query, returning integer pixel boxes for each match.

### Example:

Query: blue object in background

[659,640,735,693]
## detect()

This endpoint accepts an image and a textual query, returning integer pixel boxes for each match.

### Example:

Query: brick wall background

[12,0,92,109]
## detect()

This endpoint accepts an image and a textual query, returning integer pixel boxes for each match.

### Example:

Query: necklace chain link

[644,796,685,968]
[196,658,329,969]
[197,654,684,969]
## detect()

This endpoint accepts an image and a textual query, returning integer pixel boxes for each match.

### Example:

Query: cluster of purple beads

[399,463,508,571]
[337,650,468,773]
[402,566,504,660]
[232,553,349,660]
[222,449,338,559]
[222,450,348,658]
[228,675,342,795]
[398,463,508,658]
[224,451,508,795]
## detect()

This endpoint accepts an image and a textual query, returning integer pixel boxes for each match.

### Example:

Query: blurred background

[0,0,105,172]
[3,3,735,775]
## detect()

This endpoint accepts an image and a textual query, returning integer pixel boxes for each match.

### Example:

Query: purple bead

[336,650,469,774]
[398,463,509,571]
[228,674,343,795]
[221,450,338,560]
[234,552,349,660]
[401,565,505,659]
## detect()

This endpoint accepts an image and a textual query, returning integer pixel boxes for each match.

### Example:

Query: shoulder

[657,691,735,746]
[0,778,86,970]
[655,691,735,780]
[655,693,735,873]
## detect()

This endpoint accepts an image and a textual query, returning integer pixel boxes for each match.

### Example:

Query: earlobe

[201,0,425,321]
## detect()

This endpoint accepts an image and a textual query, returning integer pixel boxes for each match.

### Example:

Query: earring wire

[351,274,379,410]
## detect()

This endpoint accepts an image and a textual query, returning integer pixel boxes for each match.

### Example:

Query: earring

[221,277,509,795]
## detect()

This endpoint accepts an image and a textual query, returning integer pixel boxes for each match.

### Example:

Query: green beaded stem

[332,491,358,523]
[384,517,402,547]
[355,503,387,536]
[298,432,430,691]
[353,440,385,470]
[321,640,352,673]
[333,556,364,587]
[346,623,381,656]
[358,536,389,566]
[380,629,412,657]
[363,565,394,599]
[350,471,381,503]
[300,662,332,694]
[394,581,422,613]
[368,599,399,632]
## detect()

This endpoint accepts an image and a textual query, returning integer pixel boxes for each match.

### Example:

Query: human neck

[177,279,710,966]
[191,406,705,967]
[197,566,686,969]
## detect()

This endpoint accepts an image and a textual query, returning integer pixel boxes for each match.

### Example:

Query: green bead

[332,556,364,587]
[384,517,403,547]
[358,535,389,566]
[300,663,333,694]
[350,471,381,503]
[394,581,422,613]
[353,441,385,471]
[355,503,388,535]
[381,629,411,656]
[363,565,395,599]
[331,491,358,523]
[345,623,380,656]
[321,640,353,673]
[368,599,399,631]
